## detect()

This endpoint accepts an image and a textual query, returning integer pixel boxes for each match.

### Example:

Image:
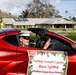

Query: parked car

[0,28,76,75]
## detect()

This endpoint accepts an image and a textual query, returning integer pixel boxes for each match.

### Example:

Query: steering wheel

[35,38,46,48]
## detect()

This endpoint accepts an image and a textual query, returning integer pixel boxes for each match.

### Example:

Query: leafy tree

[0,9,13,18]
[65,10,68,14]
[65,10,68,18]
[71,17,76,21]
[19,10,29,18]
[19,0,59,18]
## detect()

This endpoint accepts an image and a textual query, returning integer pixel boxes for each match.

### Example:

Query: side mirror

[72,44,76,51]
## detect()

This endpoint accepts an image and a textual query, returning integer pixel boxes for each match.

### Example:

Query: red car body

[0,28,76,75]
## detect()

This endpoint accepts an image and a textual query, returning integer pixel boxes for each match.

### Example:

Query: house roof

[2,18,48,25]
[2,18,76,26]
[53,18,76,24]
[2,18,14,24]
[41,18,76,24]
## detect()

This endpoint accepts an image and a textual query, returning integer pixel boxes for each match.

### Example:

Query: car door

[48,38,76,75]
[16,47,28,75]
[67,51,76,75]
[0,35,19,75]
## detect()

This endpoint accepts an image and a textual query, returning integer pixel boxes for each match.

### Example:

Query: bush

[73,28,76,30]
[65,32,76,41]
[50,28,58,30]
[30,33,40,40]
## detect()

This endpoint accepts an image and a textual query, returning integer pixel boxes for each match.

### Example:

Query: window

[14,18,19,21]
[14,18,28,21]
[49,38,72,51]
[3,35,19,46]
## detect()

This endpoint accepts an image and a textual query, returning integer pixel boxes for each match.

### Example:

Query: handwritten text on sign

[27,50,68,75]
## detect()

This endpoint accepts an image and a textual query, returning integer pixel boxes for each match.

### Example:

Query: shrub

[73,28,76,30]
[65,32,76,41]
[50,28,58,30]
[30,33,40,40]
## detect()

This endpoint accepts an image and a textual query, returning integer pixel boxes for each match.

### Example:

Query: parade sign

[27,50,68,75]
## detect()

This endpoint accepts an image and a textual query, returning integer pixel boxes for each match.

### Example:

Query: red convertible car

[0,28,76,75]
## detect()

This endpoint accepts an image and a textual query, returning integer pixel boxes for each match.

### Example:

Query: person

[43,38,51,49]
[19,33,30,48]
[19,33,51,49]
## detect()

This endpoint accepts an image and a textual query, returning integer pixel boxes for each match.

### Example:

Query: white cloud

[51,0,62,7]
[0,0,62,16]
[0,0,32,16]
[55,0,62,5]
[9,7,22,16]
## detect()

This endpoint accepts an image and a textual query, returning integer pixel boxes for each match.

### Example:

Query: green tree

[71,17,76,21]
[65,10,68,18]
[19,0,59,18]
[0,20,6,28]
[19,10,29,18]
[0,9,13,18]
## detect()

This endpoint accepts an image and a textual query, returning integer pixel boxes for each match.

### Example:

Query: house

[1,18,76,30]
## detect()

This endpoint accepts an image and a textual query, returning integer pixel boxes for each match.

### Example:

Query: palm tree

[65,10,68,18]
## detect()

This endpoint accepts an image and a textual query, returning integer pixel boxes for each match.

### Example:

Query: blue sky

[0,0,76,18]
[54,0,76,18]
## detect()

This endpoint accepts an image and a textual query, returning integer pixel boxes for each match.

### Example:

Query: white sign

[27,50,68,75]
